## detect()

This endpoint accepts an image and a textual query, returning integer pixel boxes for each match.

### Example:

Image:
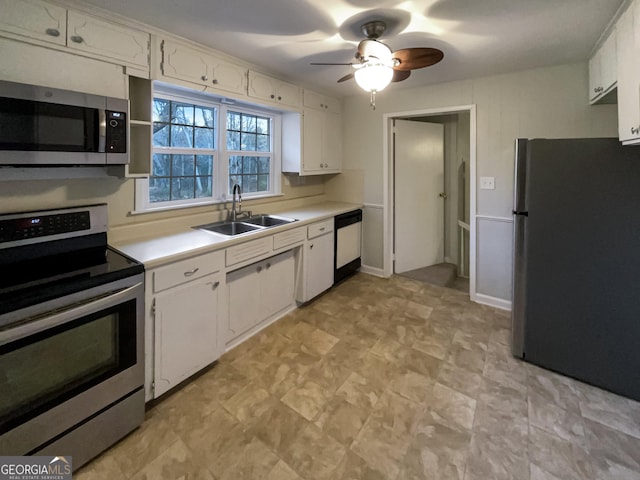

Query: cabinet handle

[266,262,271,270]
[257,266,263,273]
[208,280,220,289]
[319,227,325,231]
[201,75,208,81]
[320,103,324,108]
[310,243,314,249]
[632,127,639,135]
[70,35,83,43]
[184,267,199,277]
[45,28,60,37]
[212,79,218,84]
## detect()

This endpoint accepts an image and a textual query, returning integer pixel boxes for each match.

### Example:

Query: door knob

[439,192,448,199]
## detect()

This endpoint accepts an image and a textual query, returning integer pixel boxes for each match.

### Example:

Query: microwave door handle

[98,108,107,153]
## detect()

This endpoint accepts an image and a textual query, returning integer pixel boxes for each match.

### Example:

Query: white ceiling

[80,0,624,97]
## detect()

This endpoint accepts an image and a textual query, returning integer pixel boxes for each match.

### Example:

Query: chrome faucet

[228,183,250,221]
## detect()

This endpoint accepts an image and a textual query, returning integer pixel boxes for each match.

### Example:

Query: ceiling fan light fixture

[354,62,394,93]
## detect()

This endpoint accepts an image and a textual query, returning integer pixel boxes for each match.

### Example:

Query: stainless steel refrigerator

[512,137,640,402]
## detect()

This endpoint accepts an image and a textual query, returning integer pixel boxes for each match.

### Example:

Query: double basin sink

[194,214,297,236]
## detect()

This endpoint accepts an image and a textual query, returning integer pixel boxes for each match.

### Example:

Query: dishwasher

[334,209,362,284]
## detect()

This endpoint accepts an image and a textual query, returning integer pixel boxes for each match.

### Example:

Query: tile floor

[76,273,640,480]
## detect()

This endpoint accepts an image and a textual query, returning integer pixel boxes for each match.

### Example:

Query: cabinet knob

[310,244,314,249]
[319,227,325,232]
[212,79,218,84]
[209,280,220,289]
[632,127,639,135]
[277,96,282,101]
[184,267,199,277]
[270,94,275,99]
[266,262,271,270]
[45,28,60,37]
[201,75,208,81]
[257,266,263,273]
[70,35,83,43]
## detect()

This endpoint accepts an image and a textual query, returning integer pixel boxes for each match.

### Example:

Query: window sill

[131,193,284,215]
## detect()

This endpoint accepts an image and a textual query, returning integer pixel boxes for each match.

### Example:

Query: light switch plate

[480,176,495,190]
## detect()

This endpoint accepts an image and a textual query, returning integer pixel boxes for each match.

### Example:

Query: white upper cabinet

[67,11,150,68]
[0,0,66,45]
[303,89,342,114]
[161,39,247,95]
[616,0,640,144]
[588,30,617,104]
[248,70,301,109]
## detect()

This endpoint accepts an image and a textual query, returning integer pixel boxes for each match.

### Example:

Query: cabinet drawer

[226,236,272,266]
[308,219,334,239]
[273,226,305,250]
[153,250,224,292]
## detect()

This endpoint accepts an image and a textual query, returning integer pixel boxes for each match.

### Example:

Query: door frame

[382,104,477,301]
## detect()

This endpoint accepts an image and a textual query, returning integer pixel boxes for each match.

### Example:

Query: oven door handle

[0,282,142,346]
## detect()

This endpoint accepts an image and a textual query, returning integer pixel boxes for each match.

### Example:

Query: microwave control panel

[106,111,127,153]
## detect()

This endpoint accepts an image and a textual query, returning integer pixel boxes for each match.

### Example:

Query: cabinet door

[600,33,617,93]
[0,0,66,45]
[227,262,262,340]
[161,39,211,86]
[248,70,276,102]
[323,111,342,171]
[210,55,247,94]
[261,250,295,318]
[302,108,325,173]
[154,273,221,397]
[304,232,334,301]
[275,80,301,108]
[616,5,640,143]
[588,50,602,102]
[66,11,150,68]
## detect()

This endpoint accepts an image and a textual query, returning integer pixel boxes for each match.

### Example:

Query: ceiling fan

[312,20,444,107]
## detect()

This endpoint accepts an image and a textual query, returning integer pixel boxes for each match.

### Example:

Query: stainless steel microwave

[0,80,129,165]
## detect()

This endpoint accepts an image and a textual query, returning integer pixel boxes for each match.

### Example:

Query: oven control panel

[0,211,90,243]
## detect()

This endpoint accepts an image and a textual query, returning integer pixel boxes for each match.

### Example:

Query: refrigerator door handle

[511,213,527,358]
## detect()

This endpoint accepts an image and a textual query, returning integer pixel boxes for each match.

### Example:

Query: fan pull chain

[370,90,377,110]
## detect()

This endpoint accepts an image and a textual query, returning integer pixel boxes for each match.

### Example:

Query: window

[135,86,281,213]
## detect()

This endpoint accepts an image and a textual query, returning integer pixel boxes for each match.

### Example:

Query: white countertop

[112,202,362,268]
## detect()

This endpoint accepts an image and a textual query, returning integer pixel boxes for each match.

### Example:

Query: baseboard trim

[475,293,512,311]
[360,265,387,277]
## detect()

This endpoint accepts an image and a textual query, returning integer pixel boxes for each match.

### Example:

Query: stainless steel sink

[195,221,264,236]
[243,214,297,227]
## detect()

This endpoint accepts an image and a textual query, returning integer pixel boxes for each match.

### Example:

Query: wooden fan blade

[337,73,354,83]
[392,69,411,82]
[392,48,444,71]
[311,62,355,66]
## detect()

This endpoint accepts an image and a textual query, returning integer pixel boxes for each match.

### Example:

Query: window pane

[194,127,214,149]
[171,102,194,125]
[258,174,269,191]
[227,112,241,131]
[242,133,256,151]
[149,177,170,203]
[172,154,195,176]
[196,155,213,175]
[227,131,240,150]
[170,125,194,147]
[229,156,242,174]
[153,123,169,147]
[243,156,258,174]
[256,118,269,135]
[152,154,171,176]
[257,134,269,152]
[244,174,258,192]
[241,115,256,133]
[195,107,215,128]
[171,177,195,200]
[257,157,270,174]
[153,99,170,123]
[195,176,212,198]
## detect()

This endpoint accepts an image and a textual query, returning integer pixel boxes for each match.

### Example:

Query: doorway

[383,105,476,299]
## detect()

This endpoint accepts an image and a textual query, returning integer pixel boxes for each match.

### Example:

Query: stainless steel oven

[0,204,144,468]
[0,79,128,165]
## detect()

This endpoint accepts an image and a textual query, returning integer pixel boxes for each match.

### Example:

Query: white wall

[337,62,618,303]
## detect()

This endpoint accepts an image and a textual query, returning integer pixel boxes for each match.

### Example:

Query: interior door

[394,119,445,274]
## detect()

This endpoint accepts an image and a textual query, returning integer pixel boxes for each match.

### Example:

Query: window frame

[134,85,281,214]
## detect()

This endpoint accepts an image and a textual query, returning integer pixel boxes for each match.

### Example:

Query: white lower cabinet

[227,249,295,344]
[153,272,222,397]
[299,219,335,302]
